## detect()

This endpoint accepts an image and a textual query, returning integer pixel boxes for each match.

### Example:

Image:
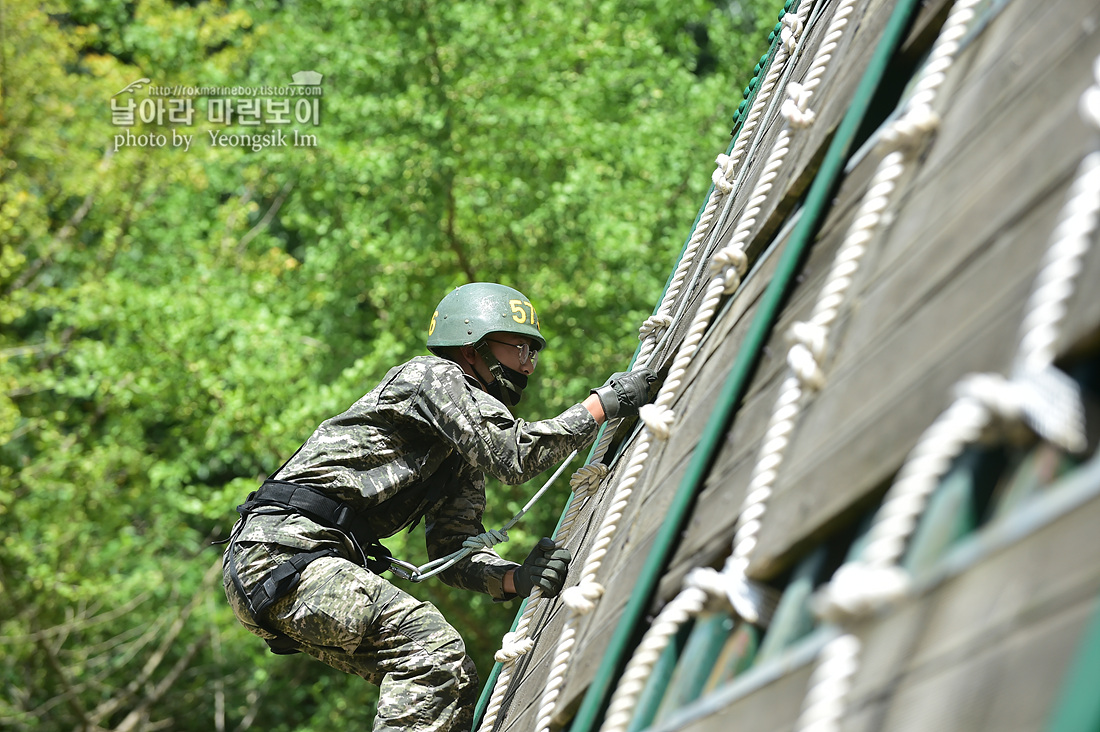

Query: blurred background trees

[0,0,773,728]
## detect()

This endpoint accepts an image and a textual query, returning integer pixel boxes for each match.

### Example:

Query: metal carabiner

[386,557,422,582]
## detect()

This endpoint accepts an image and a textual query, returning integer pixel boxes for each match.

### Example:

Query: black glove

[513,538,571,598]
[591,368,658,420]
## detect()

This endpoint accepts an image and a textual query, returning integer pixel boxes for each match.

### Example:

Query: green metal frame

[1044,592,1100,732]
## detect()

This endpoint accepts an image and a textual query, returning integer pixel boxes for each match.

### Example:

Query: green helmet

[427,282,547,353]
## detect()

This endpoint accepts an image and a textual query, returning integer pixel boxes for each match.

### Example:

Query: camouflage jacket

[234,355,600,599]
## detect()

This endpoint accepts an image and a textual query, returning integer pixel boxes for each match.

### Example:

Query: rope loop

[712,153,736,194]
[709,245,749,294]
[683,566,731,600]
[495,631,536,663]
[781,11,805,54]
[881,104,940,149]
[787,320,828,359]
[782,81,817,128]
[683,565,772,623]
[569,463,609,499]
[562,581,605,615]
[639,312,674,341]
[640,403,676,441]
[953,373,1022,422]
[786,320,828,390]
[813,561,910,623]
[463,528,509,551]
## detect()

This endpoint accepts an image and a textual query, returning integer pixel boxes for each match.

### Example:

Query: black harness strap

[238,480,394,574]
[226,479,393,654]
[226,546,338,655]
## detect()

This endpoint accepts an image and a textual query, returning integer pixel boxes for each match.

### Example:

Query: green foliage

[0,0,774,728]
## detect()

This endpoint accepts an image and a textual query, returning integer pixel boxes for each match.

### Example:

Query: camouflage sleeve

[411,359,600,486]
[424,460,518,598]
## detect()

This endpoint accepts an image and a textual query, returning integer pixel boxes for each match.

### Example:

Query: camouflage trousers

[223,541,478,732]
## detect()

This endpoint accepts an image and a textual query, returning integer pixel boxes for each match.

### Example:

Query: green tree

[0,0,774,728]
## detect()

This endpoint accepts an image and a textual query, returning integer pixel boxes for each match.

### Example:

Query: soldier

[222,282,657,732]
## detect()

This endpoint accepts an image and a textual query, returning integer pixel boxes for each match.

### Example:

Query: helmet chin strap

[474,342,526,406]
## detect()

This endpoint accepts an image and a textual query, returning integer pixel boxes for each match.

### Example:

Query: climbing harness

[224,479,395,653]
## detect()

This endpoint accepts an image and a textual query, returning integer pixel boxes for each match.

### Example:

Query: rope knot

[562,581,605,615]
[712,153,736,194]
[786,321,828,390]
[954,373,1021,421]
[683,566,731,599]
[494,631,535,663]
[813,561,910,623]
[639,403,675,440]
[781,12,805,53]
[639,313,674,341]
[959,367,1087,452]
[782,81,816,128]
[569,463,609,498]
[463,529,508,551]
[684,564,777,625]
[882,104,940,149]
[709,245,749,294]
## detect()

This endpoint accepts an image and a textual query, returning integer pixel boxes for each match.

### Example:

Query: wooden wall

[489,0,1100,729]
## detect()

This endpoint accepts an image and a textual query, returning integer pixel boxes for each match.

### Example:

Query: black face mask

[491,364,528,406]
[475,342,528,407]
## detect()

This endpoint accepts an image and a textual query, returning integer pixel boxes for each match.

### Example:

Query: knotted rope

[800,13,1098,732]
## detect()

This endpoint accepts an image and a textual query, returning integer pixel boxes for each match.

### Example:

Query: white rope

[536,201,752,732]
[792,634,862,732]
[1015,149,1100,374]
[476,462,608,732]
[819,41,1100,625]
[601,579,713,732]
[786,1,987,726]
[596,0,893,728]
[480,0,823,726]
[526,20,824,726]
[803,23,1100,732]
[634,147,743,371]
[781,0,857,129]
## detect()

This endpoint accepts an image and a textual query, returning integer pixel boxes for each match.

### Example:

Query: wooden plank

[651,647,817,732]
[645,0,894,381]
[653,0,1100,589]
[654,141,899,593]
[749,9,1100,574]
[711,0,891,264]
[880,599,1093,732]
[845,477,1100,731]
[753,183,1067,575]
[644,166,883,600]
[661,479,1100,732]
[860,0,1099,329]
[553,531,661,720]
[494,0,1100,726]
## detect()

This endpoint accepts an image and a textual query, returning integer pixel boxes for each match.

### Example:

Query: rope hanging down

[476,461,608,732]
[597,0,878,727]
[525,5,825,732]
[800,25,1098,732]
[477,9,817,724]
